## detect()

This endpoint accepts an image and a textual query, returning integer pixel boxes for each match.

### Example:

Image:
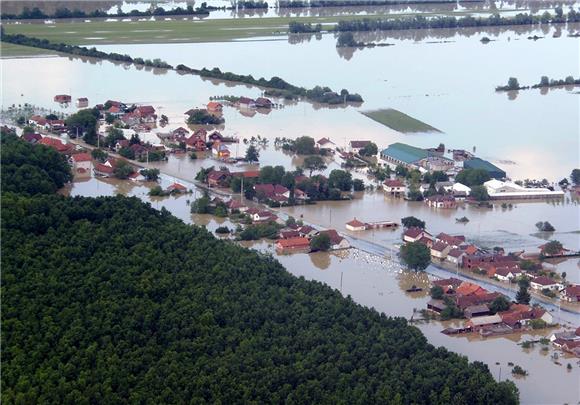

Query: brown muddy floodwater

[65,175,580,405]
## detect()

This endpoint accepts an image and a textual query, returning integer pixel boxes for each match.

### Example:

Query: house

[134,106,157,123]
[484,179,564,200]
[560,285,580,302]
[494,267,522,282]
[346,218,366,231]
[76,97,88,108]
[349,140,371,153]
[70,152,92,173]
[130,143,149,161]
[464,304,491,319]
[427,299,447,313]
[207,101,223,112]
[28,115,48,127]
[316,137,335,151]
[166,183,188,194]
[383,179,406,196]
[207,131,223,142]
[425,195,457,209]
[446,249,465,265]
[46,119,66,132]
[128,171,145,182]
[279,229,301,239]
[456,281,487,297]
[436,233,465,248]
[462,254,494,269]
[54,94,71,103]
[419,156,454,172]
[212,142,230,159]
[38,137,72,154]
[107,105,123,117]
[22,132,42,144]
[226,199,247,213]
[120,112,140,126]
[530,276,562,291]
[466,314,503,331]
[317,229,350,250]
[185,133,207,151]
[252,210,276,223]
[431,242,451,260]
[93,161,115,177]
[298,225,318,238]
[402,227,432,243]
[463,245,479,255]
[432,277,462,293]
[255,97,272,109]
[208,170,230,187]
[172,127,190,138]
[275,237,311,253]
[254,184,290,202]
[238,97,256,109]
[294,188,309,201]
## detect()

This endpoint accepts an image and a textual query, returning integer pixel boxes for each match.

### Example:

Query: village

[4,91,580,360]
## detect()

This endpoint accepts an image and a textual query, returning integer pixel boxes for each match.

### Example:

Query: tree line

[1,137,520,404]
[496,76,580,91]
[1,3,220,20]
[289,7,580,36]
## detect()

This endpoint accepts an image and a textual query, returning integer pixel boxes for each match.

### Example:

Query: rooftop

[381,142,429,164]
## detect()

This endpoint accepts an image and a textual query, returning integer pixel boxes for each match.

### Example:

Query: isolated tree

[516,278,531,305]
[245,145,260,163]
[430,285,444,299]
[328,169,353,191]
[302,156,327,177]
[470,185,490,201]
[400,242,431,271]
[507,77,520,90]
[360,142,378,157]
[140,168,160,181]
[310,233,331,252]
[542,240,563,255]
[489,296,511,313]
[401,216,425,229]
[353,179,365,191]
[571,169,580,185]
[293,136,316,155]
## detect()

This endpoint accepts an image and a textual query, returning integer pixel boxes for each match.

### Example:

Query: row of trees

[0,30,173,70]
[1,30,363,107]
[497,76,580,91]
[1,3,217,20]
[334,9,578,33]
[178,66,364,104]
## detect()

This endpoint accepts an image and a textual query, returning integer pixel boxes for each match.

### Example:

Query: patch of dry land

[362,108,441,133]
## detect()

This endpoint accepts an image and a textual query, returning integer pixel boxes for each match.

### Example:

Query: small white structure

[452,182,471,195]
[430,242,451,260]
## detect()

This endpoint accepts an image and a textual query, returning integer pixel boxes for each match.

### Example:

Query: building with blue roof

[380,142,430,168]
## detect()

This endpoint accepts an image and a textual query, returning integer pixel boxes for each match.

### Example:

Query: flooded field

[3,22,579,180]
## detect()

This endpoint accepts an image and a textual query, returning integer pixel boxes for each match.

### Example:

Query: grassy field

[2,7,520,46]
[0,42,57,57]
[362,108,441,133]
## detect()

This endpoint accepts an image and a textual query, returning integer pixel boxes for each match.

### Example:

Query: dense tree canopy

[455,168,491,187]
[1,133,72,195]
[1,136,519,404]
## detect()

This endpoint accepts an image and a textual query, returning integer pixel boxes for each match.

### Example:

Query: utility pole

[241,175,244,202]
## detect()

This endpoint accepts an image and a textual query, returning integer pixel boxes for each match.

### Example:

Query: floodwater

[2,23,579,181]
[64,174,580,404]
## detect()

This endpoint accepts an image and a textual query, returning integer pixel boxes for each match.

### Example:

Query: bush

[310,233,331,252]
[215,226,230,234]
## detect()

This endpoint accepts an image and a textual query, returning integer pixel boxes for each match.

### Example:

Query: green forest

[1,135,519,404]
